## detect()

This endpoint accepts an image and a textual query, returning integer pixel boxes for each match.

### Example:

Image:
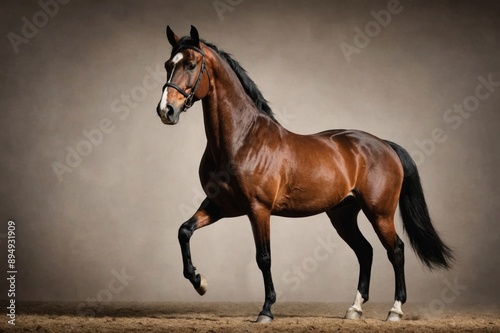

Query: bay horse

[156,25,454,323]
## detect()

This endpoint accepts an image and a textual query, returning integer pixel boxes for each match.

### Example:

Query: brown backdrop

[0,0,499,306]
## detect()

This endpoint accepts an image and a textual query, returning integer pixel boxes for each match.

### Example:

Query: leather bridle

[165,46,208,111]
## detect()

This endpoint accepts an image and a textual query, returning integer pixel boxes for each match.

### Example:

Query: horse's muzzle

[157,104,180,125]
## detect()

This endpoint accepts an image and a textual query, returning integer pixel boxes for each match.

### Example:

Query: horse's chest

[199,160,245,211]
[200,167,234,198]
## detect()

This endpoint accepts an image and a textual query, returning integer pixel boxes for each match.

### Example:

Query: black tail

[386,141,454,270]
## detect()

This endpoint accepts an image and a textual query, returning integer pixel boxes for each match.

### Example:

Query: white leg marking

[390,300,403,315]
[386,300,403,321]
[345,291,364,319]
[160,52,183,111]
[352,290,364,312]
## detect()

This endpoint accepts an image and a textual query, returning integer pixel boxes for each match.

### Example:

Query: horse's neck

[201,58,261,161]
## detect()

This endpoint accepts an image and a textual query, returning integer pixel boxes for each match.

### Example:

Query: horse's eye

[187,62,196,70]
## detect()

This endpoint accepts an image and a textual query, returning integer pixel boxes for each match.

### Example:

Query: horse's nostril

[166,105,174,117]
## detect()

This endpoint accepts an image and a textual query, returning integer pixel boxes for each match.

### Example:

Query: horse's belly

[272,176,351,217]
[272,207,328,218]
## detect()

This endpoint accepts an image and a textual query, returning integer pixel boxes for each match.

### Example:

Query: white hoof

[195,274,208,296]
[386,311,403,322]
[256,315,273,323]
[344,307,362,320]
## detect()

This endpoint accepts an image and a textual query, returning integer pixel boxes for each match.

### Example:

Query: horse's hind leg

[367,213,406,321]
[178,198,223,295]
[326,199,373,320]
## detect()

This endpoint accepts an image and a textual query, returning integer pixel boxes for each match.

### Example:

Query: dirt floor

[3,302,499,332]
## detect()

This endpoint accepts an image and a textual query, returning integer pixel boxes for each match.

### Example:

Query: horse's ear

[190,25,200,46]
[166,25,179,46]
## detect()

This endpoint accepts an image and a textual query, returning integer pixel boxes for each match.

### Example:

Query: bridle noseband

[165,46,208,111]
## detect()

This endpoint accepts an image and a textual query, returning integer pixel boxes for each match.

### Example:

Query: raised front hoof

[386,311,403,322]
[344,307,362,320]
[256,315,273,323]
[195,274,208,296]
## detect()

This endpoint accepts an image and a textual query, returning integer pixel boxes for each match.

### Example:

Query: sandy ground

[2,302,499,332]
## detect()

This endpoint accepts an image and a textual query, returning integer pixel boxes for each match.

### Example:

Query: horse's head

[157,25,211,125]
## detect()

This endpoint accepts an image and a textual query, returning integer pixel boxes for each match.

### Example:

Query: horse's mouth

[161,116,179,125]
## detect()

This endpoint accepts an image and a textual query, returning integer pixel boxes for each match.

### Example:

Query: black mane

[172,37,278,123]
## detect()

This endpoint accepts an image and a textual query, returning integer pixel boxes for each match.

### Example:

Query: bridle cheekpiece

[165,46,207,111]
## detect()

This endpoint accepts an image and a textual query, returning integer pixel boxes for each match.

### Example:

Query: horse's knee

[178,218,196,244]
[256,253,271,271]
[178,226,191,244]
[358,243,373,264]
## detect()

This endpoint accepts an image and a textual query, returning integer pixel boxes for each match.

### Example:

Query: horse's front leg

[178,198,222,295]
[249,205,276,323]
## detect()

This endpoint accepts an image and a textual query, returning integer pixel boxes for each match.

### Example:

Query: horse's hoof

[256,315,273,323]
[386,311,403,322]
[344,307,362,320]
[195,274,207,296]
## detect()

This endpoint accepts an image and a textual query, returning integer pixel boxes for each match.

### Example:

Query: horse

[156,25,454,323]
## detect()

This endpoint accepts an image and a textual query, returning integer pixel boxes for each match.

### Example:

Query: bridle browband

[165,46,208,111]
